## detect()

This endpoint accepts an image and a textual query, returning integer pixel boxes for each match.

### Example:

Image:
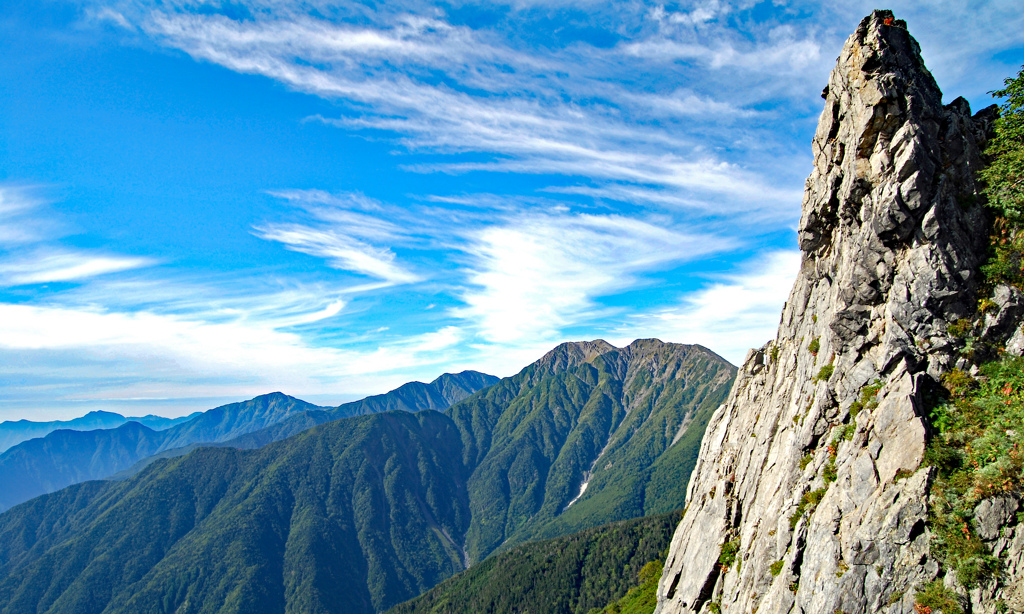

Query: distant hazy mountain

[226,370,500,450]
[0,411,201,453]
[0,340,734,613]
[113,370,500,478]
[0,392,322,512]
[0,372,499,512]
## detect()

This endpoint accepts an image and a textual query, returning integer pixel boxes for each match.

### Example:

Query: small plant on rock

[799,453,814,470]
[914,580,963,614]
[946,319,972,338]
[789,488,828,529]
[718,539,740,571]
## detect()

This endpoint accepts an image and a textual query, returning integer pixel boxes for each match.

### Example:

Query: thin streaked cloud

[2,251,154,286]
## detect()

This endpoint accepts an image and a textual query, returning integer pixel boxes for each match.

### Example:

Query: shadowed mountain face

[0,371,499,513]
[388,512,682,614]
[0,411,201,454]
[0,339,734,613]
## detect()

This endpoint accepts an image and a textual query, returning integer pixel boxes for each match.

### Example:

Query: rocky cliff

[655,10,1021,614]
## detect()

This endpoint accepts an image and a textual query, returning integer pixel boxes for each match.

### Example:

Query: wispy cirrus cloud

[0,186,57,246]
[622,27,823,73]
[254,224,422,285]
[455,211,736,344]
[0,186,155,287]
[255,189,739,349]
[613,250,802,364]
[2,251,154,286]
[0,301,464,404]
[116,2,801,222]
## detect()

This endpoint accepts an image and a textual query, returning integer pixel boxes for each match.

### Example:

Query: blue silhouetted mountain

[0,411,202,453]
[113,370,501,478]
[0,371,499,512]
[0,392,320,512]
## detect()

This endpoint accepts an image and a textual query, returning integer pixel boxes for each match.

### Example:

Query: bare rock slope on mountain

[656,11,1018,614]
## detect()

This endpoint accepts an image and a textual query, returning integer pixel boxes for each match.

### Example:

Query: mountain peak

[256,391,290,400]
[533,339,617,372]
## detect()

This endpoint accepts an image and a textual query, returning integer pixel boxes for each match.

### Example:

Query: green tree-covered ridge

[388,512,679,614]
[454,339,734,560]
[0,339,734,614]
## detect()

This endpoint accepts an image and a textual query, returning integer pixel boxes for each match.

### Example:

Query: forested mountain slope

[0,339,733,613]
[0,411,468,614]
[452,339,734,560]
[389,512,681,614]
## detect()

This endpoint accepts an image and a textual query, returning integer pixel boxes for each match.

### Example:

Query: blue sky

[1,0,1022,420]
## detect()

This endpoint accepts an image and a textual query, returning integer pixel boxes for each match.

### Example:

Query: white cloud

[613,250,801,364]
[417,154,799,217]
[0,186,53,246]
[0,302,464,401]
[254,223,422,284]
[455,212,736,344]
[89,6,133,29]
[652,0,730,27]
[542,182,802,225]
[621,33,823,73]
[0,187,155,287]
[282,299,345,326]
[2,251,154,285]
[125,6,802,221]
[616,88,761,119]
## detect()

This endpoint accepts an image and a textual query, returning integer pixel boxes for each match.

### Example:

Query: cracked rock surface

[655,10,1016,614]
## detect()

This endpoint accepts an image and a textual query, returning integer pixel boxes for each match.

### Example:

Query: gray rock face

[1007,324,1024,357]
[982,286,1024,341]
[655,11,1013,614]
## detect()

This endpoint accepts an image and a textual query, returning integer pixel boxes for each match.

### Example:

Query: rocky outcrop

[655,11,1012,614]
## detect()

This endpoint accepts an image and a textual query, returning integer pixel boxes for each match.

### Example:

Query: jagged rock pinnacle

[655,10,1000,614]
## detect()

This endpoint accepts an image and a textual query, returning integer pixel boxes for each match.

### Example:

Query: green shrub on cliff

[981,65,1024,287]
[982,65,1024,221]
[925,357,1024,587]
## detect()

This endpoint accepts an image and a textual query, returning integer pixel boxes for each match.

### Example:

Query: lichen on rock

[655,10,1013,614]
